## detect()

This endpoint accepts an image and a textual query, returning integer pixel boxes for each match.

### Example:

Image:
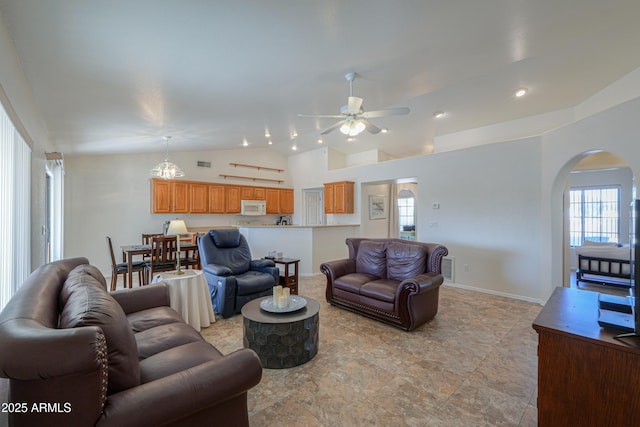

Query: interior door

[304,190,323,226]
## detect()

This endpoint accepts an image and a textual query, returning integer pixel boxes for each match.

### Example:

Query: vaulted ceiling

[1,1,639,158]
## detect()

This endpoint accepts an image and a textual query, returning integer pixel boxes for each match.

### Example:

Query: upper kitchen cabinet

[265,188,280,214]
[225,186,242,213]
[208,184,226,214]
[324,181,354,214]
[151,179,189,213]
[190,182,209,213]
[241,186,266,200]
[279,189,294,214]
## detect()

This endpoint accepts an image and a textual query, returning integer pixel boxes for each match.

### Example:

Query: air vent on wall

[197,161,211,168]
[441,256,454,282]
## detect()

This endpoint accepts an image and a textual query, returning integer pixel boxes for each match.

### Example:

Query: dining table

[120,242,198,286]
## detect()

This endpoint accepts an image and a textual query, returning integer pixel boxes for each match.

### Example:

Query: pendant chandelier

[150,136,185,180]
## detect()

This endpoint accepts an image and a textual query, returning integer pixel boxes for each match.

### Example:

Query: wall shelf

[230,162,284,173]
[219,174,284,184]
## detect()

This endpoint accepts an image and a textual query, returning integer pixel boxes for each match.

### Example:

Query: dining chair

[106,236,146,291]
[147,235,178,282]
[180,233,201,270]
[141,233,163,262]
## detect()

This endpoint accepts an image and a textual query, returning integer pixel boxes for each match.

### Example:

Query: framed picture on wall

[369,195,387,220]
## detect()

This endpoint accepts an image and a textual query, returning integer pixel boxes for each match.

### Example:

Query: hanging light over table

[150,136,185,180]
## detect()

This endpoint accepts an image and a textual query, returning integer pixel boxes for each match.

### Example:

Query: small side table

[272,258,299,295]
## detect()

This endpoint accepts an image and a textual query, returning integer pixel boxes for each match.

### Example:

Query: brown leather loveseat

[321,238,448,331]
[0,257,262,427]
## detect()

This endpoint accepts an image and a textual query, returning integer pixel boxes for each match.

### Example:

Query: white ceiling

[1,1,640,158]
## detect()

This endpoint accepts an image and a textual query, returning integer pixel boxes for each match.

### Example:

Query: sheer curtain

[0,104,31,310]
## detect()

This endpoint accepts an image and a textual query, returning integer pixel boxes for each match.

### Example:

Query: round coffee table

[241,296,319,369]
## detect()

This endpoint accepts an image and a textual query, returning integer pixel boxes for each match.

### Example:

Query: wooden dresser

[532,287,640,426]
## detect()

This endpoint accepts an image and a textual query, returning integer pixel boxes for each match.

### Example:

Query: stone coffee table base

[242,296,319,369]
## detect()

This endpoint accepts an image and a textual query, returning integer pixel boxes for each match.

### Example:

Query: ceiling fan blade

[298,113,345,119]
[361,106,410,118]
[320,120,346,135]
[361,119,381,134]
[347,96,363,114]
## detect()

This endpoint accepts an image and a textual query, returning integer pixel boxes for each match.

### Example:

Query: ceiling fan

[298,72,410,137]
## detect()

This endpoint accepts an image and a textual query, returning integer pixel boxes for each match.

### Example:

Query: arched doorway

[560,151,633,292]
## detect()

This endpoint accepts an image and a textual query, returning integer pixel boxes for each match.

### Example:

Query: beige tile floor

[200,276,543,427]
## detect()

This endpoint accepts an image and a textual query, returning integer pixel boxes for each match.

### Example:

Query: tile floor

[200,276,543,427]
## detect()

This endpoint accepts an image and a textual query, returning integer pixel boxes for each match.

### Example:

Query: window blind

[0,103,31,310]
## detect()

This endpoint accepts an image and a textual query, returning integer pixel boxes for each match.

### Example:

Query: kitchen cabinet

[265,188,280,214]
[324,181,354,214]
[151,179,189,213]
[151,178,292,214]
[190,183,209,213]
[208,185,226,213]
[241,186,266,200]
[279,189,294,214]
[226,186,242,213]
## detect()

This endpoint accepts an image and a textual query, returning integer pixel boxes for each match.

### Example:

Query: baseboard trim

[443,281,543,305]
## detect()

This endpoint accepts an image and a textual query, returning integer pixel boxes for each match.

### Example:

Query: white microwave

[240,199,267,216]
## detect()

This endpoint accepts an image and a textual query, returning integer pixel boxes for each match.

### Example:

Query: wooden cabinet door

[226,186,241,213]
[280,189,294,214]
[152,179,172,213]
[324,184,334,214]
[241,186,254,200]
[172,181,190,213]
[190,183,209,213]
[334,183,346,213]
[208,185,226,213]
[265,188,280,214]
[253,187,266,200]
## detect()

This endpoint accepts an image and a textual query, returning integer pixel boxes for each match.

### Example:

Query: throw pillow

[386,242,427,281]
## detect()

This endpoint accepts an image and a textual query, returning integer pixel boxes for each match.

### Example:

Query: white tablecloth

[152,269,215,330]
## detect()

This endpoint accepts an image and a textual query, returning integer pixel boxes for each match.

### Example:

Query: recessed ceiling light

[514,87,528,98]
[380,128,389,133]
[291,131,298,139]
[264,131,271,138]
[268,140,273,145]
[291,144,297,150]
[242,139,248,147]
[346,137,355,142]
[317,138,323,144]
[433,111,445,118]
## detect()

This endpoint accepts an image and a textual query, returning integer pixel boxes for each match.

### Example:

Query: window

[0,102,31,310]
[569,187,620,246]
[397,189,416,240]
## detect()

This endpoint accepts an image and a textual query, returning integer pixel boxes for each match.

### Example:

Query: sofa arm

[97,349,262,427]
[110,283,170,314]
[320,259,356,281]
[399,272,444,296]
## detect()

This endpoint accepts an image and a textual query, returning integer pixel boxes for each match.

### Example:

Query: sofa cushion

[356,241,387,279]
[360,279,399,303]
[59,264,107,306]
[126,306,185,333]
[386,242,427,281]
[59,274,141,394]
[333,272,380,294]
[139,341,223,383]
[235,270,276,296]
[135,322,204,359]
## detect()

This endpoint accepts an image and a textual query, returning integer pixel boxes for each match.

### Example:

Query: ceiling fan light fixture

[150,136,185,180]
[514,87,528,98]
[340,119,366,136]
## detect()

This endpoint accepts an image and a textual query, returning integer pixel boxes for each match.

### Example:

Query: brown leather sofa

[0,257,262,427]
[321,238,448,331]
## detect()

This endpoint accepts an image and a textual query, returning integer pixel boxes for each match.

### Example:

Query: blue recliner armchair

[198,229,279,318]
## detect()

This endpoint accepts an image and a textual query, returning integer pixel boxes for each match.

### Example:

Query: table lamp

[166,219,189,275]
